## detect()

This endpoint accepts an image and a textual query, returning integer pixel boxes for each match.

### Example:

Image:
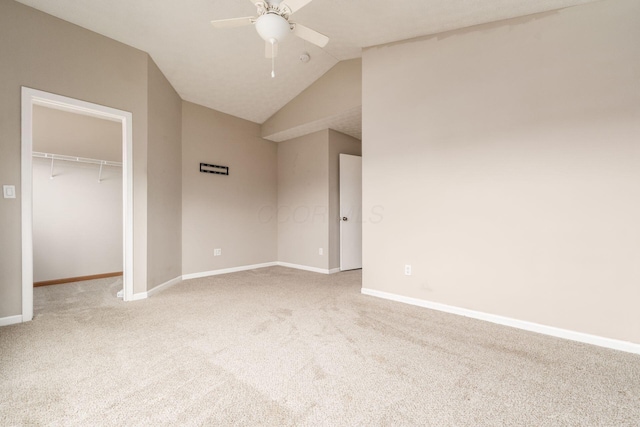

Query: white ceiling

[17,0,596,126]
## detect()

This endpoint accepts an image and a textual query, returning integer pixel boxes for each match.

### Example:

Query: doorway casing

[21,87,134,321]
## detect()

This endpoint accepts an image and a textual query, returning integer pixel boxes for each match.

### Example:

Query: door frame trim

[21,87,134,320]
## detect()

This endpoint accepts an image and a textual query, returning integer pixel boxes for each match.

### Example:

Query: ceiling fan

[211,0,329,77]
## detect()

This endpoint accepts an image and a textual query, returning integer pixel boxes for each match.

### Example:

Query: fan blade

[281,0,313,14]
[265,41,279,58]
[211,16,255,29]
[292,23,328,47]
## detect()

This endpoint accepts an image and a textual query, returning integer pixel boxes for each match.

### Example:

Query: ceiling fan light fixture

[210,0,327,78]
[255,13,291,43]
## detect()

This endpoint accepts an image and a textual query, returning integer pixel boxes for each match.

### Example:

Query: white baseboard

[148,275,182,297]
[182,262,278,280]
[0,315,23,327]
[131,275,183,301]
[131,292,147,301]
[143,262,324,296]
[182,262,342,281]
[361,288,640,355]
[277,262,339,275]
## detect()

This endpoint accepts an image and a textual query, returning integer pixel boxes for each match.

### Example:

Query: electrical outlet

[405,265,412,276]
[3,185,16,199]
[319,248,323,255]
[214,248,222,256]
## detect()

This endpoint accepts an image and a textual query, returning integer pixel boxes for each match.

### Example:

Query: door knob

[342,217,348,221]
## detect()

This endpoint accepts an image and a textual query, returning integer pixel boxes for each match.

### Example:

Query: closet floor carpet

[1,267,639,426]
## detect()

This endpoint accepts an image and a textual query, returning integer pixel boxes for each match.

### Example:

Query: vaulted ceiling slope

[16,0,596,125]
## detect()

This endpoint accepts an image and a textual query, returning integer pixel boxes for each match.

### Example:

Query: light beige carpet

[1,266,639,426]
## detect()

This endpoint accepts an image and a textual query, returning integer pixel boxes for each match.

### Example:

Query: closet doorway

[21,88,134,322]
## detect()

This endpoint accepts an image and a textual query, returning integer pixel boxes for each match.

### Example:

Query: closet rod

[32,151,122,167]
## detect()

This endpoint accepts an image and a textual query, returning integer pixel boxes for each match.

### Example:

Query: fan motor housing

[255,13,291,43]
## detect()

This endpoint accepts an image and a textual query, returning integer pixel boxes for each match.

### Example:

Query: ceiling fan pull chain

[271,38,276,78]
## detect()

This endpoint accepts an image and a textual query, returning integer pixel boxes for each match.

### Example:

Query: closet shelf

[32,151,122,167]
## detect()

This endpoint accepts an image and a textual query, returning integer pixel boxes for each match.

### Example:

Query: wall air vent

[200,163,229,176]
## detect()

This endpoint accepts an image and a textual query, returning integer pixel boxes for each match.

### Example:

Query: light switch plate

[3,185,16,199]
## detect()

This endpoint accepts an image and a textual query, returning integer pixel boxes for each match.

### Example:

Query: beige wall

[0,0,152,318]
[0,0,190,319]
[362,0,640,344]
[277,130,329,269]
[181,101,277,275]
[32,158,122,282]
[328,130,362,270]
[262,59,362,140]
[277,129,361,271]
[147,58,183,289]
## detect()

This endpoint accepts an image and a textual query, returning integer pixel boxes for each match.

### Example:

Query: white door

[340,154,362,271]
